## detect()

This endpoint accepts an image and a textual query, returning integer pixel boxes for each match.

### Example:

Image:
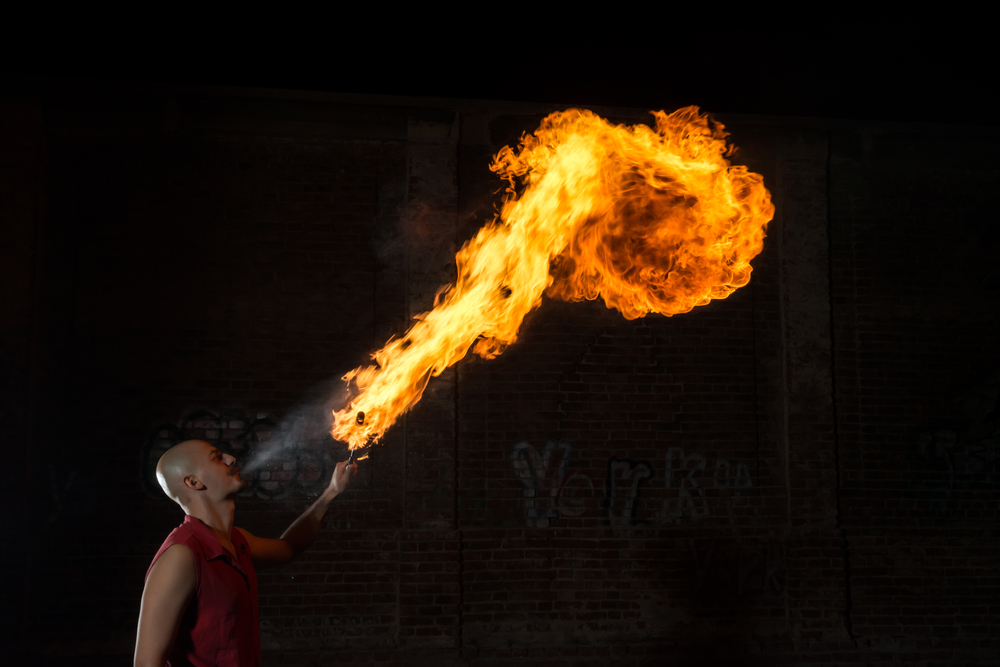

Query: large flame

[332,107,773,448]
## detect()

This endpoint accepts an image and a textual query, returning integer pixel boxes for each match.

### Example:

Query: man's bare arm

[238,460,355,569]
[134,544,196,667]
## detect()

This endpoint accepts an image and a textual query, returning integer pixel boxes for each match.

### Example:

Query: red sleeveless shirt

[147,515,260,667]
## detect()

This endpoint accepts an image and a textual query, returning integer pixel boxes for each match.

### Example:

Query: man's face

[196,442,249,497]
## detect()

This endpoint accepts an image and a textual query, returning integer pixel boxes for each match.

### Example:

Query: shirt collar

[182,515,252,587]
[183,514,236,562]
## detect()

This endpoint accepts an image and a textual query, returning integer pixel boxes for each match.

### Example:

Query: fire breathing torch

[347,411,366,463]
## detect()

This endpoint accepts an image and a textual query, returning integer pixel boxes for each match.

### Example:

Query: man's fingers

[332,460,355,483]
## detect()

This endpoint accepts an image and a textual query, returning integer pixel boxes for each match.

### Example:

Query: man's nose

[223,453,236,466]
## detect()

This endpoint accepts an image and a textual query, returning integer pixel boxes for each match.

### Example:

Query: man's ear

[183,475,205,490]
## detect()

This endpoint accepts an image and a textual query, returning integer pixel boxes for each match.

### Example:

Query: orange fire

[332,106,773,449]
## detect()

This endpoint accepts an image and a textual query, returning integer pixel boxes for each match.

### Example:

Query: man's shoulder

[148,523,204,580]
[156,519,211,560]
[152,542,196,571]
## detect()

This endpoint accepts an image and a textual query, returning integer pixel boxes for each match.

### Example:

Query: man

[134,439,355,667]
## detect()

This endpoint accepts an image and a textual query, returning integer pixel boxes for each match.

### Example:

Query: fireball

[333,107,773,448]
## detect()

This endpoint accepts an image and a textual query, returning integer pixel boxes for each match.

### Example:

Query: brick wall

[4,79,1000,665]
[829,124,1000,656]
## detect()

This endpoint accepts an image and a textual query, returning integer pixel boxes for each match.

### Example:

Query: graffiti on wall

[914,370,1000,516]
[509,439,783,598]
[605,458,653,533]
[510,440,574,528]
[510,441,754,530]
[142,408,337,500]
[658,446,754,525]
[916,370,999,479]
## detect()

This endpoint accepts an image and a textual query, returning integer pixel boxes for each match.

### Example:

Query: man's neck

[184,498,236,540]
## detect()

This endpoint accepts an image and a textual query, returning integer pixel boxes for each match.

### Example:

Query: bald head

[156,440,213,504]
[156,439,249,511]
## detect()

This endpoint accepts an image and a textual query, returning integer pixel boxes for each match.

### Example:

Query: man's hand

[326,460,356,497]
